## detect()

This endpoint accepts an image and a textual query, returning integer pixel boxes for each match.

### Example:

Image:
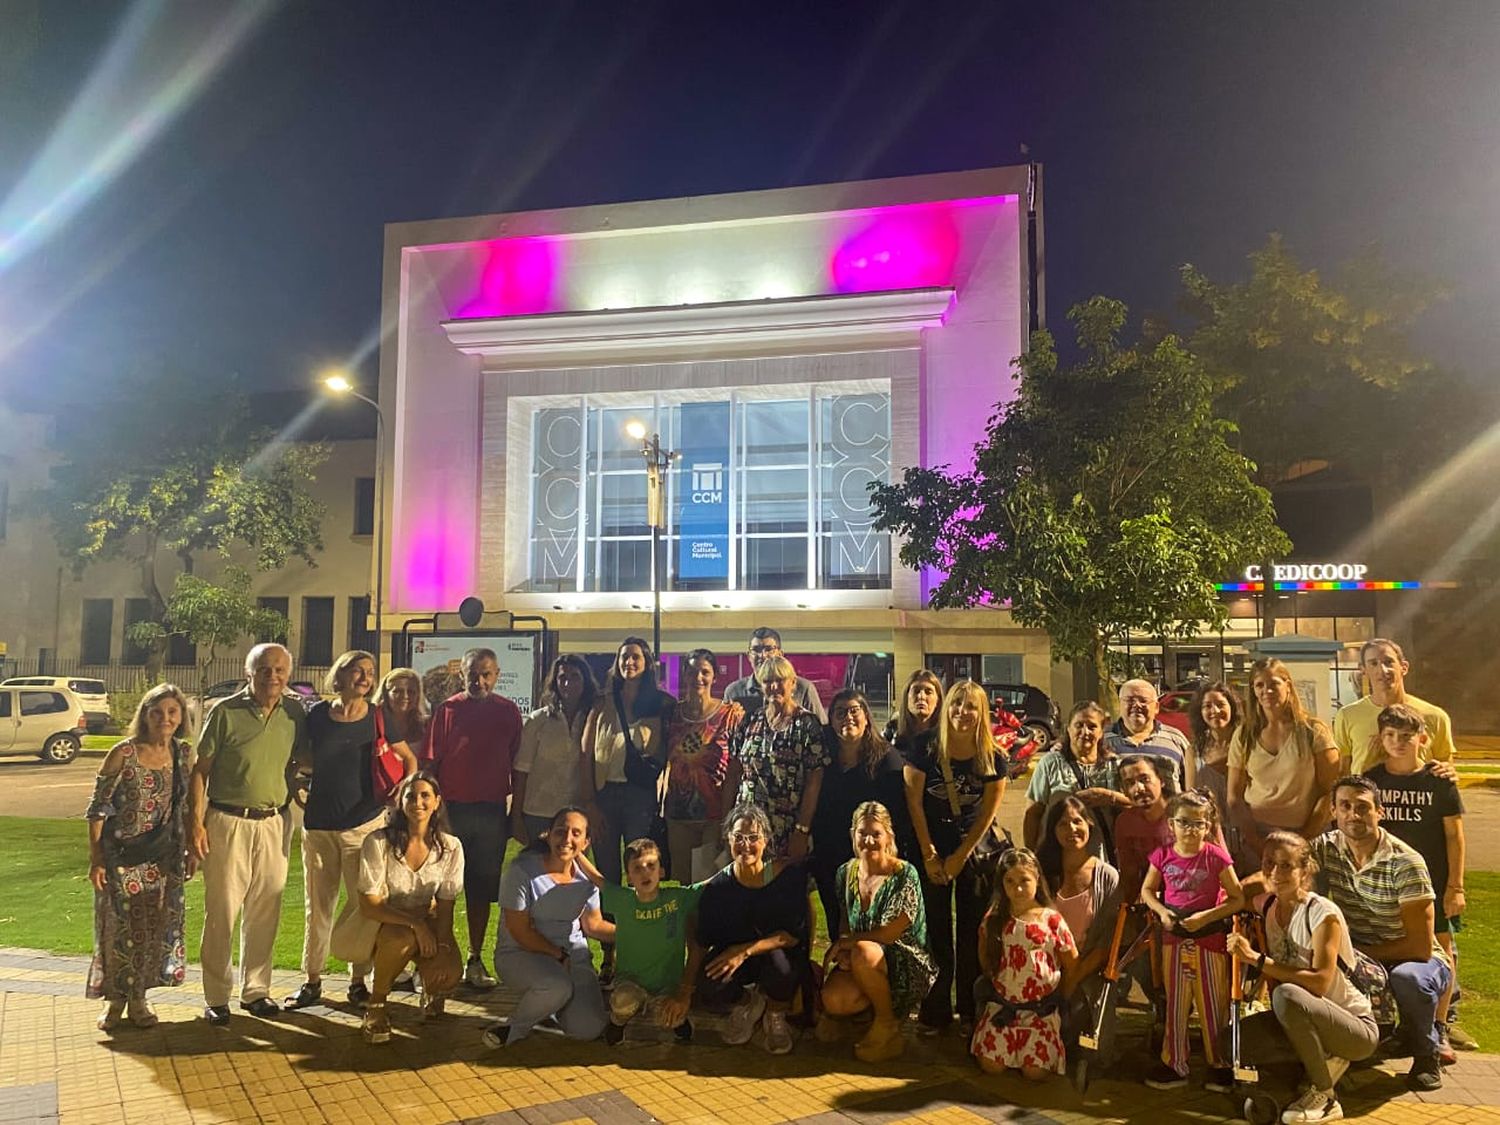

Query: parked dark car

[983,682,1061,746]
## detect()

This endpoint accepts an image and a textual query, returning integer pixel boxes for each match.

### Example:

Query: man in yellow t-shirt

[1334,638,1456,775]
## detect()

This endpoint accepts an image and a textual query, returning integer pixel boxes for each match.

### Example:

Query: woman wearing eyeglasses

[1227,832,1377,1124]
[692,802,810,1055]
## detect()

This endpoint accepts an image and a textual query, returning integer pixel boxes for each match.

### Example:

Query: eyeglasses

[832,708,864,721]
[1170,819,1210,832]
[730,833,764,845]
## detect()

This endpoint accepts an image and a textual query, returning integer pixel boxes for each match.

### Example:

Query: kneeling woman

[819,801,936,1062]
[352,772,464,1044]
[1228,832,1378,1124]
[695,803,811,1055]
[483,807,612,1047]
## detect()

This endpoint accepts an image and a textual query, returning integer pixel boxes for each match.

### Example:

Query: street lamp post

[323,371,386,674]
[625,420,678,670]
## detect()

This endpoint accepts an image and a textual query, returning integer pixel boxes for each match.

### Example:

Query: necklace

[679,698,722,723]
[765,707,798,733]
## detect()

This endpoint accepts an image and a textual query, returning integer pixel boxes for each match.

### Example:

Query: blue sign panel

[677,401,730,580]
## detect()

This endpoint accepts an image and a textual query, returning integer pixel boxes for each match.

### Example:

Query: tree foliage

[33,369,327,673]
[1181,234,1456,484]
[869,297,1289,699]
[126,566,289,694]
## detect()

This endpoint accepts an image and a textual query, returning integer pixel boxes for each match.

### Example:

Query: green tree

[868,297,1290,704]
[1180,234,1452,485]
[34,369,327,677]
[126,566,290,695]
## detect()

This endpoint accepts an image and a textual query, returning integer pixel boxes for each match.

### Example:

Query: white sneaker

[1281,1088,1342,1123]
[762,1010,794,1055]
[1325,1057,1350,1090]
[722,989,767,1046]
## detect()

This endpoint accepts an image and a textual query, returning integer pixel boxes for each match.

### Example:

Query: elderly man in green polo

[189,643,309,1026]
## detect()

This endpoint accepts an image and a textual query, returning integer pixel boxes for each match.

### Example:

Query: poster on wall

[408,632,539,712]
[677,401,730,581]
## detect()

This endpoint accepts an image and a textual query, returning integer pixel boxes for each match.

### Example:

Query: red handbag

[370,706,405,803]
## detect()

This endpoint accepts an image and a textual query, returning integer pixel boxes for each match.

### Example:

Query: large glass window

[521,385,890,594]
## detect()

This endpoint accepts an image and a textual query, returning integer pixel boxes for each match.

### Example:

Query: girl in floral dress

[971,848,1077,1079]
[85,684,194,1031]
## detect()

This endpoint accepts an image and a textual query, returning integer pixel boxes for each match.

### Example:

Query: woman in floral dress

[725,655,827,857]
[820,801,936,1061]
[664,648,742,882]
[972,848,1077,1080]
[85,684,194,1031]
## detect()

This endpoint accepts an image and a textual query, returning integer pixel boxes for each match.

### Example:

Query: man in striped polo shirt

[1308,775,1451,1093]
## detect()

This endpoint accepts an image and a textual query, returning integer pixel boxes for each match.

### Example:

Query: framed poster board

[407,632,540,713]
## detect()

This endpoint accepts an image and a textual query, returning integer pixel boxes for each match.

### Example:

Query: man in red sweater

[422,647,523,988]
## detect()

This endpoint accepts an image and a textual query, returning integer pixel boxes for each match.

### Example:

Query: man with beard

[1309,776,1450,1092]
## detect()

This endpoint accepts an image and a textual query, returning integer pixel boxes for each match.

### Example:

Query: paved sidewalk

[3,949,1498,1125]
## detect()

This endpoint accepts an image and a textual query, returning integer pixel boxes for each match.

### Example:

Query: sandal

[127,999,158,1028]
[283,981,322,1010]
[854,1016,905,1062]
[97,1002,125,1032]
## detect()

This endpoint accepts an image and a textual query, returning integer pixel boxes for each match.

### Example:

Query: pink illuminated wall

[385,175,1028,614]
[828,203,964,295]
[454,237,562,318]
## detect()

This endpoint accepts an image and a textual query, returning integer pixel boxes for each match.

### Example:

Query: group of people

[81,630,1469,1122]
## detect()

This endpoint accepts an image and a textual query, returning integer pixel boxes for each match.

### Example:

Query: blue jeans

[1388,954,1452,1059]
[593,782,658,886]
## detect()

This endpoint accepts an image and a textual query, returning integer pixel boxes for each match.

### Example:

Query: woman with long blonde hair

[1227,658,1339,857]
[902,679,1007,1035]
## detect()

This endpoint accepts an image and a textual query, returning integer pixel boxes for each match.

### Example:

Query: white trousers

[300,815,384,980]
[200,808,289,1006]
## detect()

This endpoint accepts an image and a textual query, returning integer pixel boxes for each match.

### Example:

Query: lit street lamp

[625,419,678,669]
[323,370,386,673]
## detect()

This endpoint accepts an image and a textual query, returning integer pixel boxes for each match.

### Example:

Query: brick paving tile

[7,948,1500,1125]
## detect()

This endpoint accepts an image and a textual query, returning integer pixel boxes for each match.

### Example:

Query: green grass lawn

[0,814,1488,1046]
[0,816,522,977]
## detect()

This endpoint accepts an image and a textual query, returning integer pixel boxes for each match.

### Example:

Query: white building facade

[379,167,1065,704]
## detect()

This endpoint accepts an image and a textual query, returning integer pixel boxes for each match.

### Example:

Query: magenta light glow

[394,518,476,611]
[829,204,963,295]
[455,237,562,318]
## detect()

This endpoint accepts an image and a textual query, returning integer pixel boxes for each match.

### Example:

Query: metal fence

[0,655,331,699]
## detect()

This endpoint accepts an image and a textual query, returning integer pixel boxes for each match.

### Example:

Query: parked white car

[0,685,88,763]
[0,676,111,733]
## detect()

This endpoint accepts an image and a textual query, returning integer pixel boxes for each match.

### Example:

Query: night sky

[2,1,1497,411]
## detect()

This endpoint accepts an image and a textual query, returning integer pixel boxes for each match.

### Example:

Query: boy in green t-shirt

[586,838,702,1044]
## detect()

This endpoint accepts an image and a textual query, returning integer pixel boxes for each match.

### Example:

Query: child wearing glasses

[1140,789,1245,1092]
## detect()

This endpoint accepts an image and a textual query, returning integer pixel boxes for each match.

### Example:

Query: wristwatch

[794,823,812,836]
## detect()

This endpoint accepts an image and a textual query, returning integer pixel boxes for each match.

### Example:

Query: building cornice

[440,287,955,370]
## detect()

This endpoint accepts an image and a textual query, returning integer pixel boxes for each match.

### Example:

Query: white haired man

[1103,678,1194,793]
[189,643,309,1026]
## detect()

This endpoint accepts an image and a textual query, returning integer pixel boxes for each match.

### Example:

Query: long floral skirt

[86,855,186,1002]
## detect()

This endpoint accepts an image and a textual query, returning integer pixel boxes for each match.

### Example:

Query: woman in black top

[903,679,1006,1034]
[285,650,417,1009]
[695,803,810,1056]
[885,669,944,760]
[811,689,908,940]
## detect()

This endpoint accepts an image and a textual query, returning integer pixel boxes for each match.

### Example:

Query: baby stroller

[1071,902,1164,1094]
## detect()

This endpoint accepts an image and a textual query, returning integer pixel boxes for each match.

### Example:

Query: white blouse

[1264,892,1373,1022]
[357,830,464,914]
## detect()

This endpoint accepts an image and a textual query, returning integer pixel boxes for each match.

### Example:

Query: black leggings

[697,946,807,1006]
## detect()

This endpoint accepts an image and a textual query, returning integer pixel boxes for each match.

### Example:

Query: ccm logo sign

[1244,563,1369,582]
